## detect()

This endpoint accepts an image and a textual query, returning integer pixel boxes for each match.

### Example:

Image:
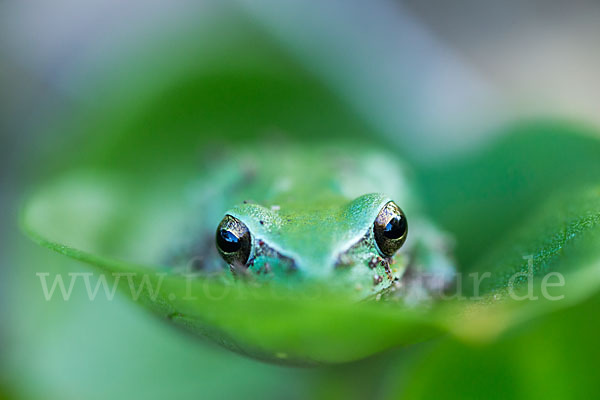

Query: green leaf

[440,185,600,342]
[21,139,600,364]
[21,171,443,365]
[396,289,600,400]
[417,121,600,268]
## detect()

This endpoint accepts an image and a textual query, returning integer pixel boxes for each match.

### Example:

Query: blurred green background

[3,1,600,399]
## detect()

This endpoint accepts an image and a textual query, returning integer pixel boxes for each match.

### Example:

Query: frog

[174,142,455,302]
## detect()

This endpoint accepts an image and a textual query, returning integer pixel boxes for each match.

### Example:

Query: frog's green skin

[179,143,454,301]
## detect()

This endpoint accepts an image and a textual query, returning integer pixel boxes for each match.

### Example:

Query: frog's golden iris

[373,201,408,257]
[216,215,251,266]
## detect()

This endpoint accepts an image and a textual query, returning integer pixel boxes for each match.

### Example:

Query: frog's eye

[216,215,252,266]
[373,201,408,257]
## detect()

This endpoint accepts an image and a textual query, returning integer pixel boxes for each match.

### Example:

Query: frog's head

[215,193,408,297]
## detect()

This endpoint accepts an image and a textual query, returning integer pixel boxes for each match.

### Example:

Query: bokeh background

[2,1,600,399]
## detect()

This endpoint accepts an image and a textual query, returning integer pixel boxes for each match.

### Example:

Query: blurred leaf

[29,19,384,185]
[443,185,600,342]
[417,121,600,268]
[395,290,600,400]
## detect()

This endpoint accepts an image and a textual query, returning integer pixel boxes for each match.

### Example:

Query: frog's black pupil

[217,229,241,253]
[383,216,407,240]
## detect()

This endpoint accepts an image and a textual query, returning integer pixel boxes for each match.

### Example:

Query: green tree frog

[175,143,455,302]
